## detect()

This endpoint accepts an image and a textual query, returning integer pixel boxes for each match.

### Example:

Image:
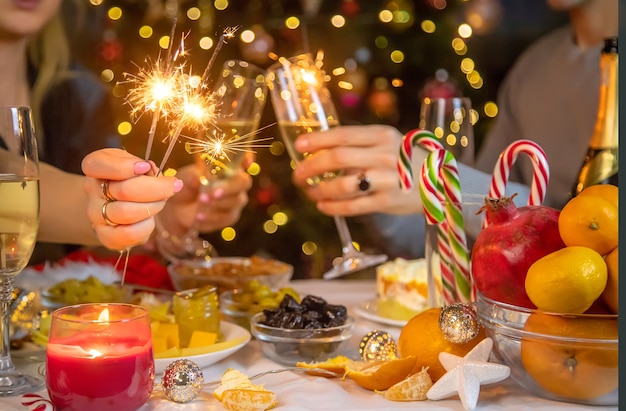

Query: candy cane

[488,139,550,205]
[399,129,471,304]
[420,149,456,305]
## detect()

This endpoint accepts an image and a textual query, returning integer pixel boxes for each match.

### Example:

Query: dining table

[3,277,618,411]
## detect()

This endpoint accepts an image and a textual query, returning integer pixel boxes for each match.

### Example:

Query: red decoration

[341,0,360,16]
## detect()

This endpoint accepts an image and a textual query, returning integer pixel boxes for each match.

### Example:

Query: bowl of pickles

[219,280,300,330]
[41,276,131,309]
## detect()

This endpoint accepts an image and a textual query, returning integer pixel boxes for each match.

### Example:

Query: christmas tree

[67,0,566,278]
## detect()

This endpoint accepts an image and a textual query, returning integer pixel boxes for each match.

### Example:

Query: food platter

[154,321,251,374]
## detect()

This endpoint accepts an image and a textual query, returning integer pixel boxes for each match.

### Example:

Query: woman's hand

[155,161,253,239]
[292,125,424,216]
[81,148,183,251]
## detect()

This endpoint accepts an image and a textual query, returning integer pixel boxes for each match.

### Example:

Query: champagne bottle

[572,37,618,196]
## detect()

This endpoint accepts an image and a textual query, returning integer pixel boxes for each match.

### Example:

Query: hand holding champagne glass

[0,106,45,395]
[267,54,387,279]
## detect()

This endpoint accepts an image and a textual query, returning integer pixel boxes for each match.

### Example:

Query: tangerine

[578,184,618,208]
[397,307,485,381]
[220,389,277,411]
[380,366,432,401]
[558,194,618,256]
[521,312,618,400]
[345,356,417,391]
[296,355,354,376]
[525,246,607,313]
[601,246,618,313]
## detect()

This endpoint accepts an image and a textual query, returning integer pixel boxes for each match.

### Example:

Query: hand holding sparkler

[81,148,183,251]
[156,59,271,262]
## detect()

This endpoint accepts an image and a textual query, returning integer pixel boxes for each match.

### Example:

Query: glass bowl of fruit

[475,291,618,406]
[250,294,354,366]
[168,256,293,293]
[219,281,300,331]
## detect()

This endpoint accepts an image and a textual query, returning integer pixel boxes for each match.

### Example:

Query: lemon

[525,246,607,313]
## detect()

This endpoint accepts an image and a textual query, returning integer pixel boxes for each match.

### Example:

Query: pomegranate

[471,195,566,308]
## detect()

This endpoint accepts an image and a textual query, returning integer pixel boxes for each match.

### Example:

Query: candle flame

[98,308,110,322]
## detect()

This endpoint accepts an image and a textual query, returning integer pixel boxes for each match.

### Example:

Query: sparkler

[116,22,240,284]
[122,21,238,175]
[184,122,275,175]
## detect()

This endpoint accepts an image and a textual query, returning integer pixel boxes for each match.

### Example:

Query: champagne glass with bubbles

[0,106,45,395]
[419,97,476,165]
[157,60,268,262]
[267,54,387,279]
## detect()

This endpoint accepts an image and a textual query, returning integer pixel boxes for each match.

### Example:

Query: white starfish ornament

[426,338,510,410]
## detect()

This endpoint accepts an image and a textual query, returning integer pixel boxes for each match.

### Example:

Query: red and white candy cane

[398,129,472,304]
[488,139,550,205]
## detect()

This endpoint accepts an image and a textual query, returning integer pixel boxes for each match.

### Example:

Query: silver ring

[102,200,118,227]
[357,173,371,192]
[101,179,116,202]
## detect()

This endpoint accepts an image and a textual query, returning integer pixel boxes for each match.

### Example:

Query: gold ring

[101,179,116,202]
[102,200,118,227]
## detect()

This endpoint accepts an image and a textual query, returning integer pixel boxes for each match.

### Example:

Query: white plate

[154,321,251,374]
[353,299,407,328]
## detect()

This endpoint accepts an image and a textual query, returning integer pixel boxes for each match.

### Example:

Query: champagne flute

[267,54,388,279]
[156,60,268,262]
[0,106,45,395]
[419,97,476,166]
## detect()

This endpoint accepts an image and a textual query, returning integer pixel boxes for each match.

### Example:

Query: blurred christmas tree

[66,0,566,279]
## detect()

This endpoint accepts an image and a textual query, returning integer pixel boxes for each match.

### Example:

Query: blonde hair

[27,13,72,150]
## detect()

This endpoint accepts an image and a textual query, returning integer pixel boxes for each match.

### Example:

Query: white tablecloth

[3,279,617,411]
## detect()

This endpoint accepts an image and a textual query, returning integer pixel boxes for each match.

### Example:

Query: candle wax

[47,335,154,411]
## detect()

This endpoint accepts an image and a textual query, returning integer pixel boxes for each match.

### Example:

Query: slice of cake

[376,258,442,321]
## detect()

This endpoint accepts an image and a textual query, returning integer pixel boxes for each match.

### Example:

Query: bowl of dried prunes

[250,294,355,366]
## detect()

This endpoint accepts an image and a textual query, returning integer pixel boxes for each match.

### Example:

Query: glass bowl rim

[250,312,355,341]
[476,292,618,344]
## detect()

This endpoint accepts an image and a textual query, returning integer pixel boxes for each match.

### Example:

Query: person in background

[1,0,251,260]
[290,0,617,259]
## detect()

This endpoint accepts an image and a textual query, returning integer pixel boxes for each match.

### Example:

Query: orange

[558,194,618,256]
[345,356,417,391]
[578,184,618,208]
[397,307,486,381]
[521,312,618,400]
[601,246,618,313]
[220,389,278,411]
[380,366,432,401]
[296,355,354,376]
[525,246,607,313]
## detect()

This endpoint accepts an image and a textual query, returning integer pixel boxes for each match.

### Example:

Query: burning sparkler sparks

[122,20,239,174]
[184,122,275,175]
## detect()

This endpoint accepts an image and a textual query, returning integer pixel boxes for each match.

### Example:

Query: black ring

[357,173,371,192]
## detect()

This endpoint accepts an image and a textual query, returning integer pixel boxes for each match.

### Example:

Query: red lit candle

[46,304,155,411]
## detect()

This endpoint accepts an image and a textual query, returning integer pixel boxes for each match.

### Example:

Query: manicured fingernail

[213,188,224,198]
[134,161,152,175]
[173,179,183,193]
[196,212,207,221]
[199,193,210,203]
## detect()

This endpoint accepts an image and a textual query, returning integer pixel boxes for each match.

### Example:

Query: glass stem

[0,277,15,373]
[333,216,359,257]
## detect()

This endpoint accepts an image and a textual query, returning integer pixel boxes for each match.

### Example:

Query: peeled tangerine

[213,368,277,411]
[380,366,433,401]
[525,246,607,314]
